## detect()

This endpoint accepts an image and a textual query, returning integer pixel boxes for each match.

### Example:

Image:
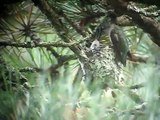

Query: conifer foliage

[0,0,160,120]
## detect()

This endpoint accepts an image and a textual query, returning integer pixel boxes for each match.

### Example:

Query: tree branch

[0,41,77,48]
[19,67,43,73]
[48,55,77,72]
[124,0,160,7]
[108,0,160,47]
[128,53,148,63]
[129,82,145,89]
[19,54,77,73]
[46,47,60,58]
[31,0,82,57]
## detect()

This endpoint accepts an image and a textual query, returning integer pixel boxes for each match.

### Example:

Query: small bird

[90,39,101,56]
[90,10,129,66]
[90,39,100,51]
[110,26,129,66]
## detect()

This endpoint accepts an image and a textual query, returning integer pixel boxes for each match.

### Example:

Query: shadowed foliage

[0,0,160,120]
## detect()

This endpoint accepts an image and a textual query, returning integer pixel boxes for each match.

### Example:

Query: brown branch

[123,0,160,7]
[108,0,160,47]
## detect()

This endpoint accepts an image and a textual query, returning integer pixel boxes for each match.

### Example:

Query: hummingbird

[90,10,129,66]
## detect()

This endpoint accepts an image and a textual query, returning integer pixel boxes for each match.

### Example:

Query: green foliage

[0,0,160,120]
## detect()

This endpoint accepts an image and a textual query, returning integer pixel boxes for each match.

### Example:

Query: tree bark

[108,0,160,47]
[124,0,160,7]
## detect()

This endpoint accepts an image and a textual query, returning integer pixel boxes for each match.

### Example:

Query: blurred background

[0,0,160,120]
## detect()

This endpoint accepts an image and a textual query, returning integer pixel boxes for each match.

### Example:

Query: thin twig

[0,41,78,48]
[78,59,87,81]
[129,82,145,89]
[128,53,148,63]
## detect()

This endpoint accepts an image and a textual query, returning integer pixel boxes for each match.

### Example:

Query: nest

[83,45,125,84]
